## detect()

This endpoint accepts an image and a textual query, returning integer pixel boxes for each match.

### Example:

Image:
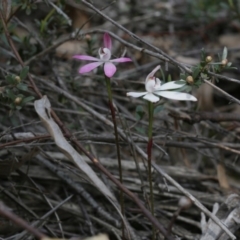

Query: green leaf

[5,89,16,100]
[159,68,165,82]
[180,73,187,80]
[135,126,145,135]
[178,85,192,92]
[213,64,221,73]
[32,4,37,10]
[16,106,22,110]
[10,112,20,125]
[154,105,164,114]
[135,105,144,120]
[222,47,228,60]
[17,83,28,91]
[21,96,35,105]
[11,35,22,43]
[21,2,27,9]
[186,85,193,92]
[10,103,15,109]
[1,34,10,46]
[20,66,29,80]
[227,62,232,67]
[201,48,206,60]
[192,67,200,79]
[195,79,202,87]
[6,75,15,84]
[174,80,186,85]
[26,7,31,15]
[200,73,208,79]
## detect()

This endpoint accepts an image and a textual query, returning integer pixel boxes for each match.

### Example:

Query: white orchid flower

[127,65,197,103]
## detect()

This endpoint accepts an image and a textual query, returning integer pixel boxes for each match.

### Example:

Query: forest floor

[1,1,240,240]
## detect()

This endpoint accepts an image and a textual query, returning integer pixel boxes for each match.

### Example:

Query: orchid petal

[104,33,112,49]
[104,62,117,77]
[127,92,147,98]
[145,78,161,92]
[73,55,99,61]
[155,91,197,101]
[111,57,132,63]
[159,80,186,90]
[99,48,111,61]
[79,62,103,74]
[146,65,161,83]
[154,78,161,90]
[143,93,159,102]
[145,79,157,93]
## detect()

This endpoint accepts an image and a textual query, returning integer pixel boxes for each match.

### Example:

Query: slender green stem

[41,8,55,33]
[105,77,124,236]
[147,102,154,211]
[147,101,155,239]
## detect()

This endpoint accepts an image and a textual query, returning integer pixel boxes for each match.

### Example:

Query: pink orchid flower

[73,33,132,78]
[127,65,197,103]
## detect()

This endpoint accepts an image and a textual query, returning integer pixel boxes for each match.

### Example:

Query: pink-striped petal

[73,55,99,61]
[104,33,112,49]
[127,92,147,98]
[104,62,117,77]
[155,91,197,101]
[111,57,132,63]
[79,62,103,74]
[143,93,159,102]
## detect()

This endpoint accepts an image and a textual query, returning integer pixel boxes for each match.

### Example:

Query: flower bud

[178,196,192,210]
[186,76,194,85]
[15,76,21,83]
[85,34,91,41]
[205,56,212,63]
[221,59,228,66]
[14,97,22,105]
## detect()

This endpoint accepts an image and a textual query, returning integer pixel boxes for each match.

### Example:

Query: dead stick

[0,202,46,239]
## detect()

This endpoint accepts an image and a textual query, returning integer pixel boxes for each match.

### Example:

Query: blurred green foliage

[1,67,35,114]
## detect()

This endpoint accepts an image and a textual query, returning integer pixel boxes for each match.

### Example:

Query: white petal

[160,81,186,90]
[145,79,156,92]
[143,93,159,102]
[155,91,197,101]
[127,92,147,98]
[145,78,162,92]
[154,78,161,90]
